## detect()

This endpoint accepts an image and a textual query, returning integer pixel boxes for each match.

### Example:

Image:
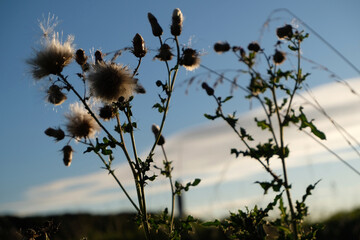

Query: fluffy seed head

[180,48,200,71]
[99,105,116,121]
[148,13,163,37]
[214,42,230,54]
[62,145,73,167]
[151,124,165,145]
[47,85,67,105]
[44,127,65,141]
[171,8,183,36]
[273,50,286,65]
[132,33,147,58]
[276,25,293,40]
[88,62,141,103]
[155,44,174,61]
[65,102,100,139]
[27,33,74,80]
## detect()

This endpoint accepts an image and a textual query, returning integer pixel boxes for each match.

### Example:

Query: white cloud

[3,78,360,219]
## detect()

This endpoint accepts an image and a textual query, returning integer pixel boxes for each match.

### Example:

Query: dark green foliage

[174,179,201,195]
[204,194,282,240]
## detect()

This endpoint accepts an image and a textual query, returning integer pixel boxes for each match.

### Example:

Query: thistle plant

[202,25,322,239]
[27,9,200,240]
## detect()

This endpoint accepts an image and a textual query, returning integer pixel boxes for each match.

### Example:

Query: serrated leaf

[152,103,164,113]
[204,113,218,120]
[222,96,233,103]
[298,107,326,140]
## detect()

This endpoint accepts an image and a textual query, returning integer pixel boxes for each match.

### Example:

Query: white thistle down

[87,61,145,103]
[27,31,74,80]
[65,102,100,140]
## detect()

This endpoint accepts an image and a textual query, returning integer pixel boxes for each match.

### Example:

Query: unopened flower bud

[247,42,261,52]
[99,105,116,121]
[62,145,73,167]
[276,24,293,40]
[44,127,65,141]
[75,49,88,66]
[47,85,67,105]
[201,82,214,96]
[132,33,147,58]
[94,50,103,64]
[148,13,163,37]
[273,50,286,65]
[155,44,174,61]
[152,124,165,145]
[239,47,246,58]
[171,8,183,36]
[156,80,163,87]
[214,42,230,53]
[180,48,200,71]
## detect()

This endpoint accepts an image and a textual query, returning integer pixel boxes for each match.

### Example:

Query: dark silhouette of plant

[27,9,200,240]
[202,25,323,239]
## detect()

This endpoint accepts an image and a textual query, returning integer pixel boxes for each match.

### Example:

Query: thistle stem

[270,70,298,239]
[161,145,176,233]
[89,141,140,213]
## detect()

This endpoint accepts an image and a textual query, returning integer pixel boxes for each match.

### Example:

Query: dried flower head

[171,8,183,36]
[99,105,116,121]
[201,82,214,96]
[27,33,74,80]
[180,48,200,71]
[62,145,73,166]
[44,127,65,141]
[148,13,163,37]
[247,42,261,52]
[88,62,144,103]
[273,50,286,65]
[151,124,165,145]
[276,24,293,40]
[47,85,67,105]
[214,42,230,54]
[155,44,174,61]
[65,102,100,139]
[132,33,147,58]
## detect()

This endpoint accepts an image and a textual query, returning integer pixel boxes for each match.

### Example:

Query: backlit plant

[201,25,322,239]
[27,9,200,240]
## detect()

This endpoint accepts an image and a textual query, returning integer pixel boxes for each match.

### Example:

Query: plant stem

[270,73,298,239]
[213,95,281,182]
[146,37,180,161]
[58,74,115,142]
[161,145,176,233]
[116,113,150,239]
[125,109,151,237]
[89,141,140,213]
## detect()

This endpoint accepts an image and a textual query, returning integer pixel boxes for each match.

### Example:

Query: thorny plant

[26,9,360,240]
[27,9,200,240]
[201,26,324,239]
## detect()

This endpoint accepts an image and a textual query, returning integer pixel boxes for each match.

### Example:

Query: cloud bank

[3,78,360,219]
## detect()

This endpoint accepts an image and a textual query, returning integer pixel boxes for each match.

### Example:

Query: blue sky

[1,0,360,220]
